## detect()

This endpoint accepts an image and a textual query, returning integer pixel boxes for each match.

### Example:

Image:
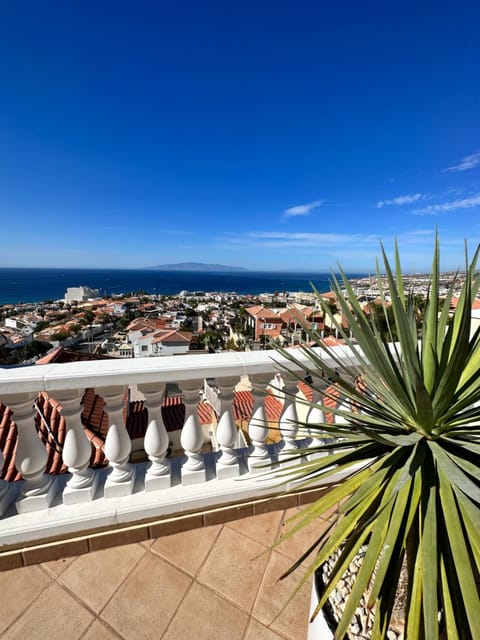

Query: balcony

[0,347,348,638]
[0,346,351,558]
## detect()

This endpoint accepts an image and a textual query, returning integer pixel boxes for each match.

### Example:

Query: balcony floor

[0,506,333,640]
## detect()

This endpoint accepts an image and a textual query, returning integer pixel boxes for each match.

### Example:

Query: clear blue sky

[1,1,479,273]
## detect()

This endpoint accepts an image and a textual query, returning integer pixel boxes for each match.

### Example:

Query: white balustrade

[3,392,58,513]
[139,382,171,491]
[307,385,328,446]
[279,371,304,464]
[215,376,240,479]
[248,373,272,473]
[57,389,98,504]
[0,347,352,551]
[178,379,206,485]
[278,402,300,464]
[102,385,136,497]
[307,404,327,447]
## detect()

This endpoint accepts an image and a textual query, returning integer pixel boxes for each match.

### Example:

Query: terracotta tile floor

[0,508,331,640]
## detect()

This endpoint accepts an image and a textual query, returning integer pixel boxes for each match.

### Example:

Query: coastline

[0,267,348,306]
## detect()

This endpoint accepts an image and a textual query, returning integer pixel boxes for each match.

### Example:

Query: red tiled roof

[322,337,346,347]
[198,402,214,425]
[279,307,310,325]
[246,306,281,321]
[36,347,114,364]
[232,390,253,422]
[152,330,192,345]
[245,305,263,316]
[298,380,314,402]
[161,395,185,432]
[0,402,19,482]
[160,395,213,430]
[323,384,340,423]
[450,297,480,310]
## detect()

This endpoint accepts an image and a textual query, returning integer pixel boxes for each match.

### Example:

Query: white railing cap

[0,346,349,395]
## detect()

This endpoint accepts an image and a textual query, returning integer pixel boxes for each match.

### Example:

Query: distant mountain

[146,262,248,272]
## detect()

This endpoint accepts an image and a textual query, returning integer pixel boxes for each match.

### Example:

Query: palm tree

[272,238,480,639]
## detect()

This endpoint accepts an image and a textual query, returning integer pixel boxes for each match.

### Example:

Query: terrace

[0,348,347,639]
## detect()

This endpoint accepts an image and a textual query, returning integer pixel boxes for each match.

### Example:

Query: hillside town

[1,275,480,366]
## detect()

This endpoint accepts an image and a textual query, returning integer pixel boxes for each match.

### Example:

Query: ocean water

[0,267,365,305]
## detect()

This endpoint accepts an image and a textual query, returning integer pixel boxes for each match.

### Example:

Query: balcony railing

[0,346,352,569]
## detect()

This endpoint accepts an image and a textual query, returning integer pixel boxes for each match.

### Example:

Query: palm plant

[272,238,480,639]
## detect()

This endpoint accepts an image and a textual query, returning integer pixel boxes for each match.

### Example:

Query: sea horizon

[0,266,367,306]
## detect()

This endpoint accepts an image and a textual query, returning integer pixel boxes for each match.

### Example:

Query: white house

[130,329,192,357]
[64,286,100,303]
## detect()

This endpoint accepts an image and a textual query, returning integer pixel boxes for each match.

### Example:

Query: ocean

[0,267,365,305]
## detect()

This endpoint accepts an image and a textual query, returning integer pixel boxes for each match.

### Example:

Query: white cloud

[248,231,358,244]
[224,229,455,251]
[282,199,324,218]
[415,194,480,215]
[217,228,473,271]
[443,152,480,173]
[377,193,424,208]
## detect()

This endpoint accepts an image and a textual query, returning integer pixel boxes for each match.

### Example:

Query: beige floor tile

[276,508,332,566]
[80,618,123,639]
[162,582,248,640]
[226,510,284,546]
[101,552,192,639]
[150,523,221,576]
[2,582,94,640]
[197,525,270,612]
[59,542,146,613]
[253,550,312,640]
[0,564,52,634]
[243,617,289,640]
[140,538,155,548]
[41,555,77,578]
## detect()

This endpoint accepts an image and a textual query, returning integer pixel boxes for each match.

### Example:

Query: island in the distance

[146,262,248,272]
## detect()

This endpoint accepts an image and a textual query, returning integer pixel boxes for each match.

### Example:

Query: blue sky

[1,1,479,273]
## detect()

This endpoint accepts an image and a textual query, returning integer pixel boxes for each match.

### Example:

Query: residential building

[245,305,284,342]
[65,286,100,303]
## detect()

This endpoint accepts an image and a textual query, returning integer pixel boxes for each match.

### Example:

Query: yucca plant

[272,237,480,639]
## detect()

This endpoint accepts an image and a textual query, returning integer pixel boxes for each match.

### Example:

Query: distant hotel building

[64,286,100,303]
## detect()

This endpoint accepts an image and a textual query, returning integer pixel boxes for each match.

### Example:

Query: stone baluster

[335,398,350,425]
[307,405,327,446]
[306,388,330,460]
[333,398,349,452]
[278,370,302,463]
[248,373,272,473]
[215,376,240,479]
[0,449,18,516]
[101,385,136,498]
[280,369,301,449]
[139,382,171,491]
[279,371,299,402]
[3,392,58,513]
[178,379,206,485]
[56,389,98,504]
[307,387,327,448]
[278,402,299,464]
[267,372,286,448]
